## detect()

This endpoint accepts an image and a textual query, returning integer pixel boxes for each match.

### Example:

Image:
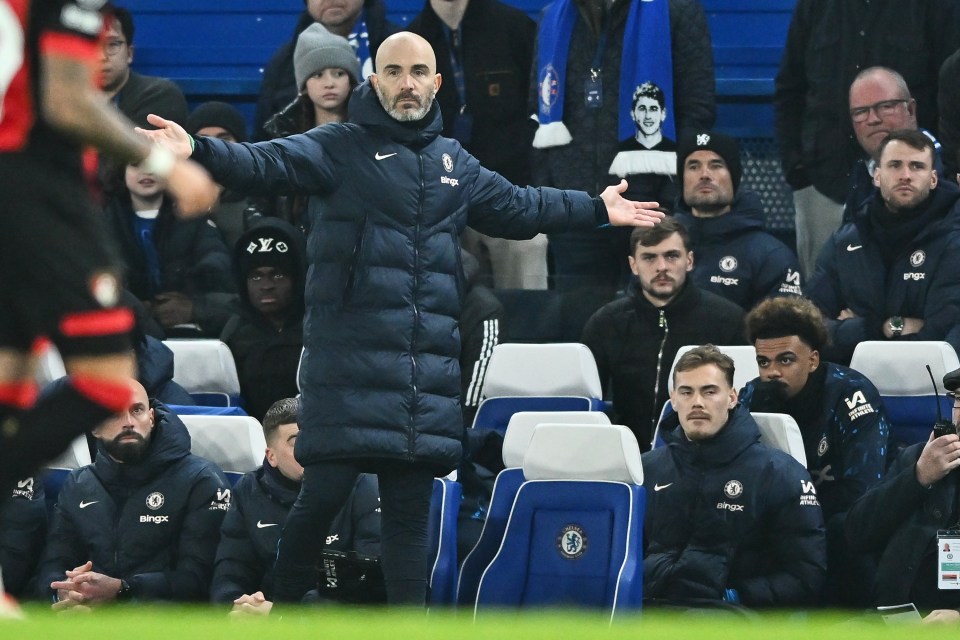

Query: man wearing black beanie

[673,130,803,311]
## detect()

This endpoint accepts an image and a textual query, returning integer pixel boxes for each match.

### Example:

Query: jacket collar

[348,80,443,148]
[661,404,760,467]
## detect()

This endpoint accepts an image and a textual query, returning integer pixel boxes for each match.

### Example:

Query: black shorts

[0,156,131,358]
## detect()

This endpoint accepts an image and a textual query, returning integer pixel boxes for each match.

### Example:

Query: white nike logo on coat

[653,483,673,492]
[79,501,99,509]
[846,244,863,251]
[257,521,278,528]
[374,152,397,160]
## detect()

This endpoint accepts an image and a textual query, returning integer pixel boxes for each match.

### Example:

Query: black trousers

[272,459,435,606]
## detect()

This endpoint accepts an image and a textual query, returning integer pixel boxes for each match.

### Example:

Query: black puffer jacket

[36,404,230,601]
[191,80,605,473]
[530,0,715,196]
[642,406,827,607]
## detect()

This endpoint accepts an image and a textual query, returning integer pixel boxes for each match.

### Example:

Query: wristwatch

[116,579,132,602]
[888,316,904,338]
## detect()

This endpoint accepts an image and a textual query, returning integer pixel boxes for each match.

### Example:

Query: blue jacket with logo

[210,464,381,603]
[739,363,889,522]
[36,404,230,601]
[807,181,960,364]
[641,405,826,607]
[673,189,802,311]
[191,81,605,472]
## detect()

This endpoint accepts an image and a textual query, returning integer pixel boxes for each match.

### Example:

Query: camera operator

[845,367,960,622]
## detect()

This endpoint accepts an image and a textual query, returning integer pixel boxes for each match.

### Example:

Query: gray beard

[376,85,435,122]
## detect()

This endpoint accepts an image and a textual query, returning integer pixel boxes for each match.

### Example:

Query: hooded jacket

[190,80,606,472]
[211,464,380,603]
[673,189,803,310]
[581,279,745,450]
[807,181,960,364]
[642,405,827,607]
[37,404,230,601]
[221,218,308,420]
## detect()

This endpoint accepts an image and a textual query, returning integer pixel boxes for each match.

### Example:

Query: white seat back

[669,345,759,392]
[46,435,92,469]
[165,339,241,395]
[179,414,265,473]
[481,343,602,398]
[752,412,807,467]
[502,411,610,468]
[849,341,960,396]
[522,423,643,484]
[35,345,67,388]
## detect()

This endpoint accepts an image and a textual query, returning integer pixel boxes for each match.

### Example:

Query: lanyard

[591,18,611,79]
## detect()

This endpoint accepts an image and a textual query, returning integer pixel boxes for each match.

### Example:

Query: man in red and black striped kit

[0,1,217,497]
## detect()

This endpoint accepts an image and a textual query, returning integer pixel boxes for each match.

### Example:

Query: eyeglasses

[103,39,127,56]
[849,99,909,123]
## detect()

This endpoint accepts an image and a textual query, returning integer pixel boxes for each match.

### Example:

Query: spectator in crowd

[262,23,362,231]
[140,31,663,607]
[773,0,960,278]
[582,218,745,451]
[254,0,398,140]
[845,367,960,621]
[807,129,960,365]
[102,161,237,338]
[212,398,380,613]
[530,0,714,334]
[221,220,307,422]
[642,345,826,608]
[38,379,230,607]
[409,0,545,290]
[0,477,46,599]
[845,67,942,219]
[938,49,960,182]
[100,4,188,129]
[673,131,803,311]
[185,102,264,250]
[738,296,889,605]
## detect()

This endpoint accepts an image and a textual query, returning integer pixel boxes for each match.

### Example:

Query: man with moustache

[37,379,230,607]
[582,218,745,450]
[140,31,664,606]
[738,296,889,605]
[641,345,826,607]
[807,129,960,365]
[672,131,803,312]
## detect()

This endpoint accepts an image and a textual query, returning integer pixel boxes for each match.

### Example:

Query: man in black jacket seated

[642,345,826,608]
[582,218,745,451]
[39,379,230,608]
[212,398,381,614]
[845,367,960,622]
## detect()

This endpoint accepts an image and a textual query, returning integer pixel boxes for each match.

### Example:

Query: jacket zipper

[650,310,669,443]
[409,153,425,459]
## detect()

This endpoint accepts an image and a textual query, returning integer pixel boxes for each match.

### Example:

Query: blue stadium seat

[427,477,462,606]
[472,423,645,617]
[164,339,244,407]
[849,341,959,450]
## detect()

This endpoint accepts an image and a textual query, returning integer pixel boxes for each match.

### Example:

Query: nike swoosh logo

[79,501,99,509]
[846,244,863,251]
[653,483,673,492]
[374,152,397,160]
[256,521,278,529]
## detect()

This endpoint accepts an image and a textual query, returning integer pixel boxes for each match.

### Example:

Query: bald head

[92,378,156,464]
[370,32,442,122]
[375,32,437,76]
